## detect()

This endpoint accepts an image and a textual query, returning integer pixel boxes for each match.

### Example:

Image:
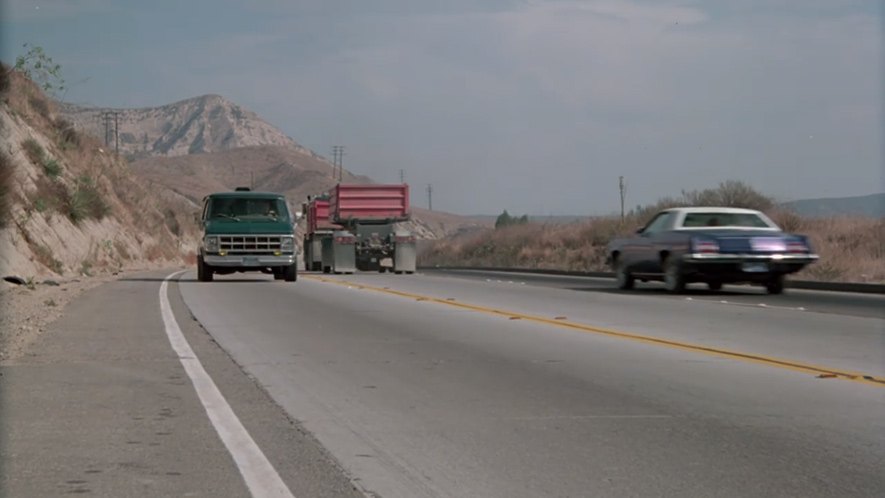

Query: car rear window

[681,212,772,228]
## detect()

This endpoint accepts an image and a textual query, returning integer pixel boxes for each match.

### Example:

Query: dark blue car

[607,207,819,294]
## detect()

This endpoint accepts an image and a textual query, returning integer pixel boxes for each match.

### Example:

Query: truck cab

[197,189,298,282]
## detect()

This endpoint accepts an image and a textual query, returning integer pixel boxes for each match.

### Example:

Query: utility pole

[100,110,121,152]
[426,184,433,211]
[101,111,112,146]
[619,176,627,222]
[331,145,345,182]
[399,169,405,183]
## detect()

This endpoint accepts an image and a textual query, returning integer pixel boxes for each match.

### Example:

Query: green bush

[22,138,44,165]
[495,210,529,229]
[65,175,109,223]
[0,150,13,228]
[42,157,61,177]
[55,118,80,150]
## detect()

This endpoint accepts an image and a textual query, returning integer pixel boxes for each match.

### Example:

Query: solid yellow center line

[305,276,885,388]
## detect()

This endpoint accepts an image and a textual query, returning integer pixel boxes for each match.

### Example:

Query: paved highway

[175,269,884,498]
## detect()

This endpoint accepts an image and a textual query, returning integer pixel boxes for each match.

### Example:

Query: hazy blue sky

[2,0,882,215]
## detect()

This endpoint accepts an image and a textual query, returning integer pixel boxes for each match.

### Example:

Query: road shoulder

[0,270,364,498]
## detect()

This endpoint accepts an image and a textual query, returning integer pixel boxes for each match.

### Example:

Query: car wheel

[766,275,784,295]
[197,255,213,282]
[663,256,686,293]
[707,281,722,291]
[323,266,331,274]
[284,263,297,282]
[614,256,634,290]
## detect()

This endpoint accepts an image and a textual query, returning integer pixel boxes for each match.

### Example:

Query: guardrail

[419,266,885,295]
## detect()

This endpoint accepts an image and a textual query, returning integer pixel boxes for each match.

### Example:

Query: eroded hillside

[0,65,200,279]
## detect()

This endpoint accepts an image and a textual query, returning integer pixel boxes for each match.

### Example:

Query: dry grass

[0,150,13,228]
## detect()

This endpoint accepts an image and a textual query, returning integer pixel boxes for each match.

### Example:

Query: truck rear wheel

[197,256,213,282]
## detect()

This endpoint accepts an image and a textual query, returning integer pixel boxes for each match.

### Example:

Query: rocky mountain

[58,94,312,160]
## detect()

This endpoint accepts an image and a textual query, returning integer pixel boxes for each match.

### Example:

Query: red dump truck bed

[307,198,340,233]
[330,184,410,223]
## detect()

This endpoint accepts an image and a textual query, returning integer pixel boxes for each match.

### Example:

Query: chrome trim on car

[204,254,296,267]
[216,234,293,254]
[683,253,819,263]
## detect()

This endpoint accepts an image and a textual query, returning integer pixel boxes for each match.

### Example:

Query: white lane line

[160,271,295,498]
[685,297,807,312]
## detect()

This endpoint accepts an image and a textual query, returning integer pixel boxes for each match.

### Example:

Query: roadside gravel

[0,266,183,363]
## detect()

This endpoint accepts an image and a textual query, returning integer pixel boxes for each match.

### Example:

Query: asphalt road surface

[173,268,885,498]
[3,268,882,497]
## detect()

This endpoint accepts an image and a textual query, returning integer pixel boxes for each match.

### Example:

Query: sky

[2,0,883,215]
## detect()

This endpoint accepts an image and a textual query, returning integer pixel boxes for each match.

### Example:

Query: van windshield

[209,197,289,221]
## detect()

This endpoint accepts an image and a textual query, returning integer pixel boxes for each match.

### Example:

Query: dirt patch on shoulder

[0,267,179,363]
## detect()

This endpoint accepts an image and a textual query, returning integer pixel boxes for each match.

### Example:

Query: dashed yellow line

[305,275,885,388]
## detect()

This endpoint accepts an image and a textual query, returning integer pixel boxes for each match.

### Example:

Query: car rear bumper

[683,253,819,264]
[679,253,818,281]
[204,254,296,267]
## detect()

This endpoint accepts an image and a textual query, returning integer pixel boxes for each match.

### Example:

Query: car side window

[642,212,672,234]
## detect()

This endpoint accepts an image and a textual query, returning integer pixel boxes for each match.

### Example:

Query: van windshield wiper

[216,213,241,221]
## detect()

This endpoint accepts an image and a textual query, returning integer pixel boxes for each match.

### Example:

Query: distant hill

[130,145,370,208]
[781,193,885,218]
[58,94,313,160]
[60,93,487,239]
[469,215,592,225]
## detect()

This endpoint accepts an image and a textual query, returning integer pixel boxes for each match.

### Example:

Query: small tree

[495,210,530,229]
[495,210,513,229]
[14,43,65,96]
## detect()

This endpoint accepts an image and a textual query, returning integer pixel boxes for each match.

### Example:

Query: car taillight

[692,239,719,253]
[334,236,355,244]
[786,241,807,253]
[395,235,416,244]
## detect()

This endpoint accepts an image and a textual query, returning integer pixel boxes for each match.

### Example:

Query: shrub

[42,157,61,178]
[22,138,44,165]
[29,94,50,118]
[0,150,13,228]
[55,118,80,150]
[495,210,529,229]
[65,175,109,223]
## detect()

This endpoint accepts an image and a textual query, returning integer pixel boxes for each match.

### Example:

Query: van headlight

[280,236,294,252]
[204,236,219,253]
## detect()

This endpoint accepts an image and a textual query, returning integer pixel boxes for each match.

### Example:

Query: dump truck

[317,183,416,274]
[196,188,298,282]
[301,194,341,271]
